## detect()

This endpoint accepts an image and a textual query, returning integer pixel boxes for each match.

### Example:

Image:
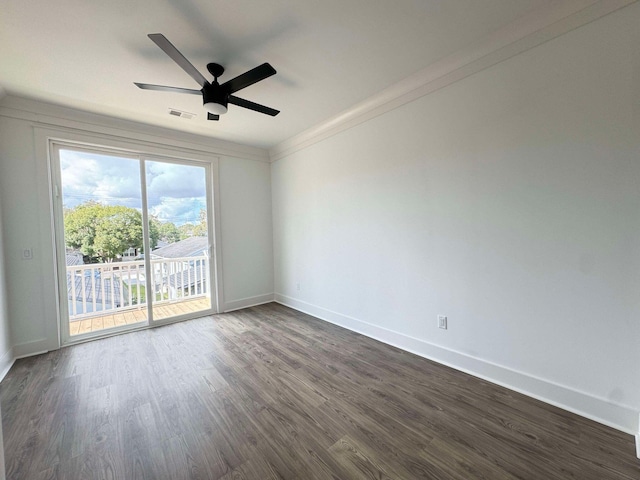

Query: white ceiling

[0,0,550,149]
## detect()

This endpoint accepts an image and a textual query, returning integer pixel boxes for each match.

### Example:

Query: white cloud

[145,161,206,211]
[60,150,142,209]
[149,197,206,225]
[59,150,207,225]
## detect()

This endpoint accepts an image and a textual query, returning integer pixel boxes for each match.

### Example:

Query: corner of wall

[0,347,13,383]
[0,178,14,383]
[223,293,274,313]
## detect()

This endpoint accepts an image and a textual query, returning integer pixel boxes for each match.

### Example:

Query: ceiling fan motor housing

[202,83,228,110]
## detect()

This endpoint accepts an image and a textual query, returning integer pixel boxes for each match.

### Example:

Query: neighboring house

[154,240,169,250]
[121,247,139,260]
[148,236,209,298]
[65,250,84,267]
[119,242,168,262]
[149,236,208,260]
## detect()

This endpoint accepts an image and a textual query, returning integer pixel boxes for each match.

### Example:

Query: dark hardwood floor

[1,303,638,479]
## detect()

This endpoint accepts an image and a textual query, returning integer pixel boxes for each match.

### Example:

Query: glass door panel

[58,148,148,337]
[144,160,212,321]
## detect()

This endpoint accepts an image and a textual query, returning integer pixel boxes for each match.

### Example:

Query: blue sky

[59,149,207,226]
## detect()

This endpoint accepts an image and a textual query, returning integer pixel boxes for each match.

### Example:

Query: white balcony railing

[66,255,210,320]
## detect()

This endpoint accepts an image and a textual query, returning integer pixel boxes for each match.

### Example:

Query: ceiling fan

[135,34,280,121]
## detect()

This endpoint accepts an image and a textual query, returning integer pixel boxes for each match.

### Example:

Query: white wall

[272,4,640,434]
[219,157,274,310]
[0,194,7,479]
[0,193,13,379]
[0,99,274,355]
[0,115,49,355]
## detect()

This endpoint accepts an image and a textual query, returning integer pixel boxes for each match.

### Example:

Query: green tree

[176,209,207,240]
[158,221,180,243]
[178,223,195,240]
[148,216,161,249]
[193,208,208,237]
[64,202,146,262]
[64,201,104,259]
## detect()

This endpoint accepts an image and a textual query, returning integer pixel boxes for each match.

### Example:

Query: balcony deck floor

[69,297,211,336]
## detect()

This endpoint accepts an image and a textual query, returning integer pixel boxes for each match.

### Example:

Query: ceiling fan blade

[207,113,220,121]
[134,83,201,95]
[222,63,276,94]
[148,33,209,88]
[228,95,280,116]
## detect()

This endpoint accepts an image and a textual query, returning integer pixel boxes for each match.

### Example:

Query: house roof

[150,237,208,259]
[65,253,83,266]
[67,271,124,305]
[167,266,206,290]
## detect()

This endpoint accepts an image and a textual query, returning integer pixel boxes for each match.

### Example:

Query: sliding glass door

[144,159,212,321]
[52,143,216,343]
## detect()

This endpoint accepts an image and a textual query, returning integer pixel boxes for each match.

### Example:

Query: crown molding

[269,0,638,162]
[0,95,270,163]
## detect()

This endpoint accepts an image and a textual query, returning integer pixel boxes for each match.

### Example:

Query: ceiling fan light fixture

[203,101,228,115]
[202,82,228,115]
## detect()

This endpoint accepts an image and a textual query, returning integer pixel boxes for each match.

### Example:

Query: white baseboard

[636,414,640,458]
[223,293,275,313]
[275,293,639,436]
[12,338,50,359]
[0,347,14,383]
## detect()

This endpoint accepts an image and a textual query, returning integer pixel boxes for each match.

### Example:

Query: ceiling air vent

[167,108,196,119]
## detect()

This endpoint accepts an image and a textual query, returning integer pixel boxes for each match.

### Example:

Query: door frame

[47,135,223,346]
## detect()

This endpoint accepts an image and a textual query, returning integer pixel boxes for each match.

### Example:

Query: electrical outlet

[438,315,447,330]
[296,282,301,292]
[22,248,33,260]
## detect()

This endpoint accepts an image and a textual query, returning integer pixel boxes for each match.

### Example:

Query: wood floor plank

[180,430,236,480]
[328,435,396,480]
[1,303,638,479]
[218,454,284,480]
[421,437,527,480]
